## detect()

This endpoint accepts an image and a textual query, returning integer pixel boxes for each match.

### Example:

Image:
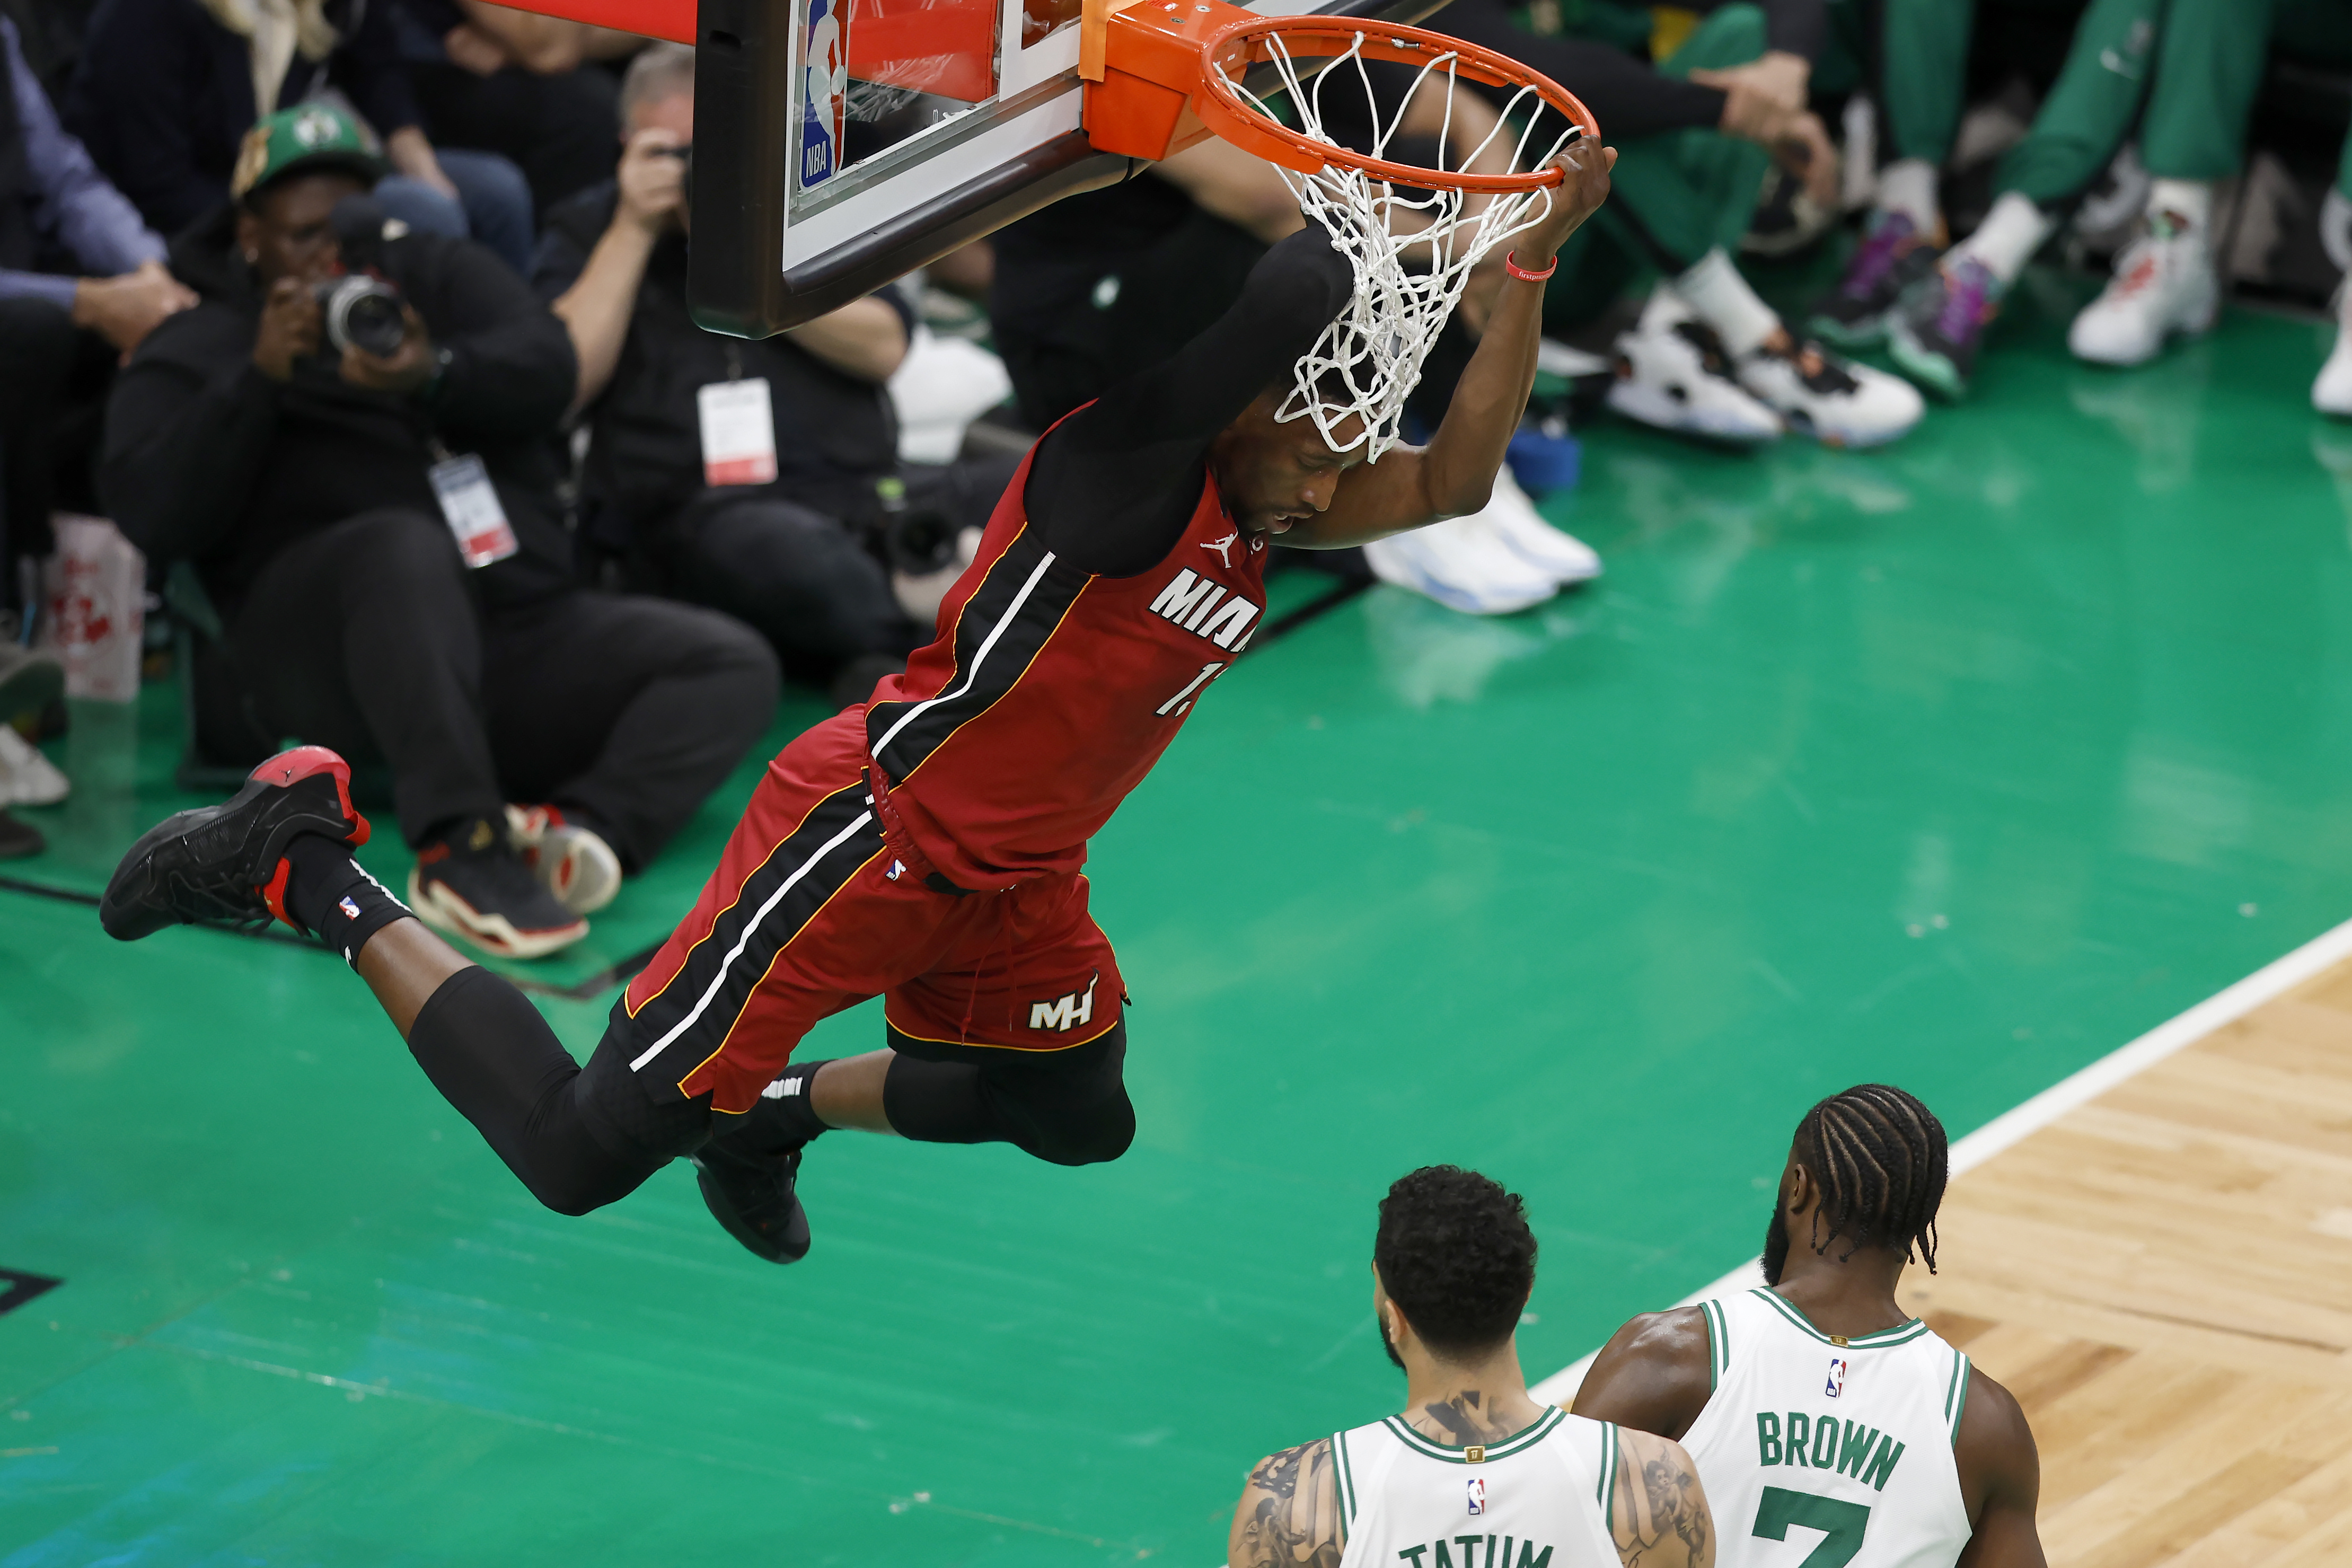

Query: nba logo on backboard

[798,0,848,189]
[1466,1477,1486,1516]
[1826,1357,1847,1397]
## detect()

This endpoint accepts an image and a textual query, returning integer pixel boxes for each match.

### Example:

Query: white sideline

[1528,913,2352,1407]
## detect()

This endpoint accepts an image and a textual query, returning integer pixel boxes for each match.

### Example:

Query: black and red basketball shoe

[100,746,369,940]
[690,1142,813,1264]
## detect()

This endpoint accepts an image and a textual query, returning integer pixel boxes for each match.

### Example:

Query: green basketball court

[5,275,2349,1565]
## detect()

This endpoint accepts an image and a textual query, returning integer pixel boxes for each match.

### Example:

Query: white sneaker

[1605,293,1784,445]
[1363,512,1558,616]
[2316,284,2352,417]
[1736,338,1924,448]
[2068,218,2218,367]
[0,725,67,806]
[1477,464,1601,585]
[505,804,622,915]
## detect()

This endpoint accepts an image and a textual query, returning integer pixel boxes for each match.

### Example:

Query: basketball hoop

[1192,17,1600,459]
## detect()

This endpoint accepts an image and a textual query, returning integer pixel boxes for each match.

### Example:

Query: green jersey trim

[1596,1420,1618,1528]
[1748,1288,1931,1349]
[1379,1406,1567,1464]
[1945,1353,1972,1447]
[1333,1430,1358,1523]
[1701,1298,1729,1387]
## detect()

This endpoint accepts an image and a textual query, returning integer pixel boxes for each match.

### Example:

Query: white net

[1214,32,1579,461]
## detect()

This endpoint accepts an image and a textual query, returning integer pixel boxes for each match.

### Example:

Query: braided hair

[1797,1084,1949,1272]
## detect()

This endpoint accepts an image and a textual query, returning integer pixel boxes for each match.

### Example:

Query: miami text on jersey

[1149,569,1261,651]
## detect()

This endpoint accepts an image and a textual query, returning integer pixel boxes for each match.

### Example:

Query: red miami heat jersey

[862,436,1266,888]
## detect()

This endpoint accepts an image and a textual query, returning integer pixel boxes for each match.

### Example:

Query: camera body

[315,194,408,358]
[868,474,958,577]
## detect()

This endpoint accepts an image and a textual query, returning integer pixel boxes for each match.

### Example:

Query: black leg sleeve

[406,967,701,1214]
[881,1023,1135,1167]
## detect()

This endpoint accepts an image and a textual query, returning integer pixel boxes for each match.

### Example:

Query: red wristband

[1504,250,1557,283]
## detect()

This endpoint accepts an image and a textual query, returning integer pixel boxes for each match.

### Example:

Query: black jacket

[65,0,420,236]
[533,180,906,548]
[102,208,577,613]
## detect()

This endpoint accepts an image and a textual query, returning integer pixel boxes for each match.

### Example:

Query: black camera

[656,143,693,207]
[870,475,958,577]
[314,274,406,357]
[318,195,408,358]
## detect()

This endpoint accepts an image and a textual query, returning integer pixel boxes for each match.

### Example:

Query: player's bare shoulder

[1573,1305,1717,1439]
[1952,1369,2047,1568]
[1229,1436,1345,1568]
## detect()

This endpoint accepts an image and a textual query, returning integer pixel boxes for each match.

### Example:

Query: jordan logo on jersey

[1149,569,1262,651]
[1201,532,1238,567]
[1825,1357,1846,1397]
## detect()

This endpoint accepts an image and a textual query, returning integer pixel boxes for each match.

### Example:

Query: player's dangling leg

[101,747,704,1215]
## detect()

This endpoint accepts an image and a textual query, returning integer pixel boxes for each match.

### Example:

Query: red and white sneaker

[407,816,588,959]
[505,804,622,915]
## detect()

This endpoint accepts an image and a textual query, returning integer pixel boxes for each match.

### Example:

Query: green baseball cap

[231,104,388,203]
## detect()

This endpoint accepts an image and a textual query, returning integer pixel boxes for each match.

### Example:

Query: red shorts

[616,715,1123,1115]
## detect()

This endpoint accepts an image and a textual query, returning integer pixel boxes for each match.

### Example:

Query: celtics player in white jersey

[1573,1086,2045,1568]
[1227,1167,1714,1568]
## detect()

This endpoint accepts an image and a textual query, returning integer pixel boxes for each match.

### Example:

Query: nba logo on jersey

[1466,1477,1486,1516]
[1826,1356,1847,1397]
[798,0,847,189]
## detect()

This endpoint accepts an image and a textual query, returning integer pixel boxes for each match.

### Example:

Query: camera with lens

[314,274,407,358]
[316,194,410,358]
[868,474,959,577]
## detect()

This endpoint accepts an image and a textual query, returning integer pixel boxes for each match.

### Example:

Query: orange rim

[1193,16,1599,190]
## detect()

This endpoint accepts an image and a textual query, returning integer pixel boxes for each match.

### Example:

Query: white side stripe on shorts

[868,549,1058,762]
[629,808,876,1072]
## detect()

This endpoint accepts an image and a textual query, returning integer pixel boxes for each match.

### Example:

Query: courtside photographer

[100,102,776,961]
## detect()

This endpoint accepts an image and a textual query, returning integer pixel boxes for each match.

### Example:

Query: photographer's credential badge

[698,378,778,486]
[429,452,519,568]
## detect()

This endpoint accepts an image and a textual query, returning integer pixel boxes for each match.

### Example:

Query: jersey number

[1157,662,1226,717]
[1752,1487,1870,1568]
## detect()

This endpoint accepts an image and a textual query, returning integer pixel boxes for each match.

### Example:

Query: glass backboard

[690,0,1451,334]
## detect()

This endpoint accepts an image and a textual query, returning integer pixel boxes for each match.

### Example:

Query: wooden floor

[1904,958,2352,1567]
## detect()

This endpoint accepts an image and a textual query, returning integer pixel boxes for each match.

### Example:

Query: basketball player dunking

[1229,1166,1713,1568]
[1571,1086,2047,1568]
[100,142,1616,1259]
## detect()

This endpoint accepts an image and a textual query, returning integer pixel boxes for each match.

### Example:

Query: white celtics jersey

[1680,1289,1972,1568]
[1333,1405,1620,1568]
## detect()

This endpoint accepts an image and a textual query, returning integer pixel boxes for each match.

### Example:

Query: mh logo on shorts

[1028,971,1100,1033]
[1825,1357,1847,1398]
[1466,1477,1486,1515]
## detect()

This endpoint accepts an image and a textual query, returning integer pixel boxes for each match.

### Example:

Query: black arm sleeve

[1025,224,1352,578]
[1435,0,1729,141]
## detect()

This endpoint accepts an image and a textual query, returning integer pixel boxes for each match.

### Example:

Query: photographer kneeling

[102,105,778,961]
[536,44,1015,708]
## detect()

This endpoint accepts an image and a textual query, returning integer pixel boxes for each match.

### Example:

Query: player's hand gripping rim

[1514,139,1617,278]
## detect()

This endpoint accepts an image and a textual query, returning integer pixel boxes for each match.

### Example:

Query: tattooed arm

[1227,1439,1345,1568]
[1607,1428,1714,1568]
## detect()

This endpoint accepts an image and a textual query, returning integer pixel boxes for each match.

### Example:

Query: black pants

[658,456,1020,668]
[218,508,778,865]
[0,298,113,614]
[406,967,1136,1216]
[408,61,621,220]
